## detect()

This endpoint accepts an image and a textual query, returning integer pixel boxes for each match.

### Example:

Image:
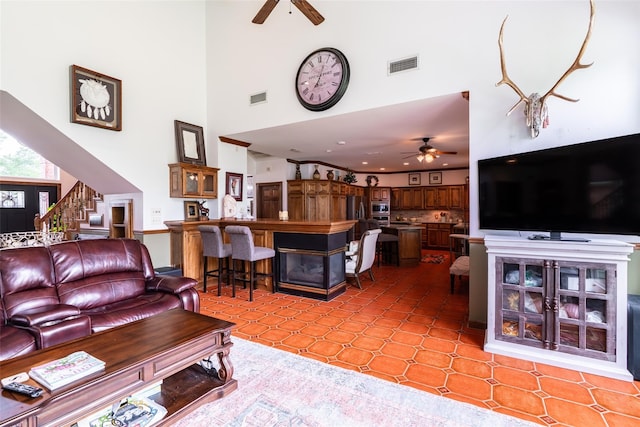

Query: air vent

[388,55,419,75]
[249,91,267,105]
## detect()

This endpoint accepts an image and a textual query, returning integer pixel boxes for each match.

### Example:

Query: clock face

[296,48,350,111]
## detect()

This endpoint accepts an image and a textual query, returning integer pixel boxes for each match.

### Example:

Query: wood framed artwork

[183,201,199,221]
[226,172,243,201]
[174,120,206,165]
[429,172,443,185]
[408,173,421,186]
[70,65,122,131]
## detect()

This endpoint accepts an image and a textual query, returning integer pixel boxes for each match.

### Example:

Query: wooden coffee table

[0,309,237,427]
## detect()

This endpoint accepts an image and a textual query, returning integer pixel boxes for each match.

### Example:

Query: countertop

[390,220,464,226]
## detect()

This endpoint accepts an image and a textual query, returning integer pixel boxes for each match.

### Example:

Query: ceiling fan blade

[436,150,457,155]
[252,0,279,24]
[293,0,325,25]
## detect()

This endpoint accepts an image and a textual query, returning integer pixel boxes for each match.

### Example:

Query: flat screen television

[478,133,640,240]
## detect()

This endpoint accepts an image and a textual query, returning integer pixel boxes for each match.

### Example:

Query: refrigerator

[346,195,365,242]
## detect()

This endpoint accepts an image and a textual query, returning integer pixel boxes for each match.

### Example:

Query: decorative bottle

[295,164,302,180]
[326,170,334,181]
[312,165,320,180]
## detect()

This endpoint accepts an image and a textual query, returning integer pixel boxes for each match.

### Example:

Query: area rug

[421,254,447,264]
[173,338,537,427]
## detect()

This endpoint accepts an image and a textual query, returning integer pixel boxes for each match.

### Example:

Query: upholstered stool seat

[225,225,276,301]
[198,225,232,295]
[449,255,470,293]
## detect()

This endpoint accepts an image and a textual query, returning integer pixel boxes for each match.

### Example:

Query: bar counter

[164,219,357,296]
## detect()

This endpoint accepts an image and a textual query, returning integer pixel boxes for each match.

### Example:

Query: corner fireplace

[274,231,347,300]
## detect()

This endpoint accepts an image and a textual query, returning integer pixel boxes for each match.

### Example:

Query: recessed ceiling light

[379,168,385,171]
[403,162,409,166]
[442,163,448,166]
[326,149,332,153]
[337,141,346,145]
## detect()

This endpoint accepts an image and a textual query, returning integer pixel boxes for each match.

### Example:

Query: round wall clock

[295,47,350,112]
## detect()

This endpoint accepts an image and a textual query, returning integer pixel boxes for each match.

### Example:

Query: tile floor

[198,250,640,426]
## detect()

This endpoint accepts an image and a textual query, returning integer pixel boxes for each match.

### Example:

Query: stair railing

[37,181,103,240]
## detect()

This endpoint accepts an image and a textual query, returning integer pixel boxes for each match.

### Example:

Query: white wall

[204,0,640,237]
[0,0,207,231]
[2,0,639,268]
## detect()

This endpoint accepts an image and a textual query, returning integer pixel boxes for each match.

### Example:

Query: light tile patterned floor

[198,251,640,426]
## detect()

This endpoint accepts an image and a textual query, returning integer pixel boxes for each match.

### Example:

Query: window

[0,129,59,180]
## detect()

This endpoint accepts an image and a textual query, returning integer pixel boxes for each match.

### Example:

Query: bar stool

[366,219,399,266]
[224,225,276,302]
[198,225,232,295]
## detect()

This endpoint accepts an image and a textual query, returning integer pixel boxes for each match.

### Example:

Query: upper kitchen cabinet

[448,185,465,210]
[169,163,219,198]
[369,187,390,201]
[424,187,449,209]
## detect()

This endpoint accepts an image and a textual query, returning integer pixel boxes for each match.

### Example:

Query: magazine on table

[28,351,105,390]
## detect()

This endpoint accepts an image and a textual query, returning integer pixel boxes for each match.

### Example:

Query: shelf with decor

[168,163,219,199]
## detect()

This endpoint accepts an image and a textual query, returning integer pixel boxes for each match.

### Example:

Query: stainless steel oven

[372,215,390,226]
[371,202,389,214]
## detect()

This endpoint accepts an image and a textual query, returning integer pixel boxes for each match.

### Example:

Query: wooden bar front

[164,219,357,291]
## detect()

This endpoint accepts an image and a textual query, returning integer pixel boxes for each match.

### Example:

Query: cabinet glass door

[556,262,614,359]
[184,171,199,195]
[496,258,545,346]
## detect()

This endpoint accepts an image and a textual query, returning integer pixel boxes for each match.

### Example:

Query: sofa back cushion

[51,239,151,310]
[0,246,58,319]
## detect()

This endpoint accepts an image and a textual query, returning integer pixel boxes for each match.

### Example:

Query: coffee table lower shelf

[152,364,238,425]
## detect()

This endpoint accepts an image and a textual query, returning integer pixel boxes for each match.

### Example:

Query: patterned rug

[421,254,447,264]
[173,338,537,427]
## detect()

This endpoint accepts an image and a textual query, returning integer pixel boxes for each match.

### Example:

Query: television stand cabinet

[0,309,237,427]
[484,235,634,381]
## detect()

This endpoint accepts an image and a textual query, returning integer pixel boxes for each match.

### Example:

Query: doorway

[256,182,282,220]
[0,182,60,232]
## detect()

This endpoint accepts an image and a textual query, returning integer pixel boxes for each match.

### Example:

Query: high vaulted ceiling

[221,92,469,173]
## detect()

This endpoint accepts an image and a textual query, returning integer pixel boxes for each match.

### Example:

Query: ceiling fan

[252,0,324,25]
[402,137,457,163]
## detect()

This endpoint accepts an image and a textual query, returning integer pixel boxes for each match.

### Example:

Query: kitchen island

[381,224,423,267]
[164,219,356,300]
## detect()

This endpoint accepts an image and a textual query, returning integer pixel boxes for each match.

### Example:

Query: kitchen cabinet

[448,185,465,209]
[391,188,401,210]
[485,235,634,380]
[287,180,357,221]
[399,188,423,209]
[169,163,219,199]
[424,187,449,209]
[382,225,422,267]
[426,222,453,248]
[369,187,390,201]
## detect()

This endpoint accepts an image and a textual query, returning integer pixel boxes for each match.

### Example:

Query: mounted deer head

[496,0,595,138]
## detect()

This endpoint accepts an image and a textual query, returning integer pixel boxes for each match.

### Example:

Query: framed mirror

[174,120,205,165]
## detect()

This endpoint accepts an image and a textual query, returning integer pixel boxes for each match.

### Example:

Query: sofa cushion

[0,326,37,361]
[0,246,58,318]
[83,294,183,332]
[51,239,149,308]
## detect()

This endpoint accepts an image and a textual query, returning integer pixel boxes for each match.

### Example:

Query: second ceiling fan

[402,138,457,163]
[252,0,324,25]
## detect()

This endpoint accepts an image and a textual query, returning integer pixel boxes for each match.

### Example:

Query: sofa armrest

[146,275,197,295]
[10,304,81,327]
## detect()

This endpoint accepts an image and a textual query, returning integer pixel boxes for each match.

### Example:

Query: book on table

[28,351,105,390]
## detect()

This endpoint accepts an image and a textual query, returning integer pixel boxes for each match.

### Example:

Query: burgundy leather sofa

[0,238,199,361]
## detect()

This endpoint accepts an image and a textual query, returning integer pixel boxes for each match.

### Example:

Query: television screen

[478,133,640,237]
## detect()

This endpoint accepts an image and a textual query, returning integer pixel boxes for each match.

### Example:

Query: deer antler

[540,0,595,106]
[495,15,528,117]
[494,0,595,137]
